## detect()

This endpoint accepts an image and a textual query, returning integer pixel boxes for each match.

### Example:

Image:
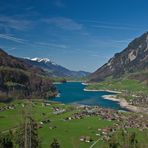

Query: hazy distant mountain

[90,32,148,84]
[0,49,57,102]
[22,57,90,78]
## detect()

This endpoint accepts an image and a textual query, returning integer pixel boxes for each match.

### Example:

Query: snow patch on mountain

[31,57,51,63]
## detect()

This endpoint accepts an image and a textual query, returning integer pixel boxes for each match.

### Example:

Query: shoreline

[53,83,147,113]
[53,82,62,84]
[84,88,141,113]
[102,95,141,113]
[81,82,89,86]
[83,88,121,94]
[67,81,82,82]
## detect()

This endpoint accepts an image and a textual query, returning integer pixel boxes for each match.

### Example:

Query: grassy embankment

[87,79,148,101]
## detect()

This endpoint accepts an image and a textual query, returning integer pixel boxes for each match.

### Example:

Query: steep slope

[22,57,90,78]
[0,49,57,102]
[90,32,148,83]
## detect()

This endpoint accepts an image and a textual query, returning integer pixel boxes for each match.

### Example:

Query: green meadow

[0,100,113,147]
[87,79,148,94]
[0,100,148,148]
[87,79,148,102]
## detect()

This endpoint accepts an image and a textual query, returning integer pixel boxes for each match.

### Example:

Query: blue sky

[0,0,148,72]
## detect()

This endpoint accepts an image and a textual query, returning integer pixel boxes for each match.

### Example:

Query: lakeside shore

[84,88,142,113]
[81,82,89,86]
[102,95,140,112]
[83,88,121,94]
[53,82,62,84]
[54,83,147,114]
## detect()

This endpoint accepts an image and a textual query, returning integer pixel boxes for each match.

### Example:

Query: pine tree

[128,132,138,148]
[109,134,120,148]
[108,128,139,148]
[50,138,60,148]
[16,100,41,148]
[0,132,13,148]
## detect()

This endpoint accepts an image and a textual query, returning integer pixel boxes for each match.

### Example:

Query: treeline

[0,68,57,101]
[108,129,147,148]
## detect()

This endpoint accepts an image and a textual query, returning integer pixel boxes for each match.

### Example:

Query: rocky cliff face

[90,32,148,82]
[0,49,57,102]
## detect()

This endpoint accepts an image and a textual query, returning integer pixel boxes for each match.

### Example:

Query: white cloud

[43,17,83,31]
[0,33,26,43]
[8,47,17,51]
[0,33,68,50]
[92,24,137,30]
[81,19,141,31]
[0,16,33,32]
[36,42,67,49]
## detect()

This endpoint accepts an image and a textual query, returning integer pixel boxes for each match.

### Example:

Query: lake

[53,82,125,110]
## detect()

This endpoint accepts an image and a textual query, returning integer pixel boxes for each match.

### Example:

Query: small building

[80,136,85,141]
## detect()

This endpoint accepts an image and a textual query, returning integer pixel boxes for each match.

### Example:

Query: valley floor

[0,99,148,147]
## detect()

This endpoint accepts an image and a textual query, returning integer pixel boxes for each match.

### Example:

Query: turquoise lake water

[53,82,125,110]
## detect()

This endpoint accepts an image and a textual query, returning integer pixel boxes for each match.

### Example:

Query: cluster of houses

[11,101,146,144]
[97,127,115,141]
[78,108,148,143]
[121,114,148,130]
[129,95,148,107]
[64,106,118,121]
[79,125,127,143]
[64,106,148,130]
[79,136,92,143]
[53,109,66,115]
[65,112,84,120]
[42,102,51,107]
[40,119,51,125]
[79,124,120,143]
[38,119,51,129]
[52,106,66,115]
[0,104,16,112]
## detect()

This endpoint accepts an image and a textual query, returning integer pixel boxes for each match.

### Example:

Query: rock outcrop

[90,32,148,83]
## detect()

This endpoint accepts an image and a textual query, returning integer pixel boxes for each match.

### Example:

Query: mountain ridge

[90,32,148,83]
[0,48,57,102]
[22,57,90,78]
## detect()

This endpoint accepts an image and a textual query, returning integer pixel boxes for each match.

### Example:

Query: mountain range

[1,32,148,101]
[0,49,57,102]
[90,32,148,84]
[22,57,90,78]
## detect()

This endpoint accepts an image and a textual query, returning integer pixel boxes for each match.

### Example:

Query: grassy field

[0,100,148,147]
[87,79,148,102]
[0,100,114,147]
[87,79,148,94]
[39,116,113,148]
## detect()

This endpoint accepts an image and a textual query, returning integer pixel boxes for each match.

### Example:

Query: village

[35,102,148,144]
[129,95,148,107]
[0,100,148,147]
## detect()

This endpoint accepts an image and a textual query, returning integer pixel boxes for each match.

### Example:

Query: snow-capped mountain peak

[22,57,90,77]
[31,57,51,63]
[29,57,58,65]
